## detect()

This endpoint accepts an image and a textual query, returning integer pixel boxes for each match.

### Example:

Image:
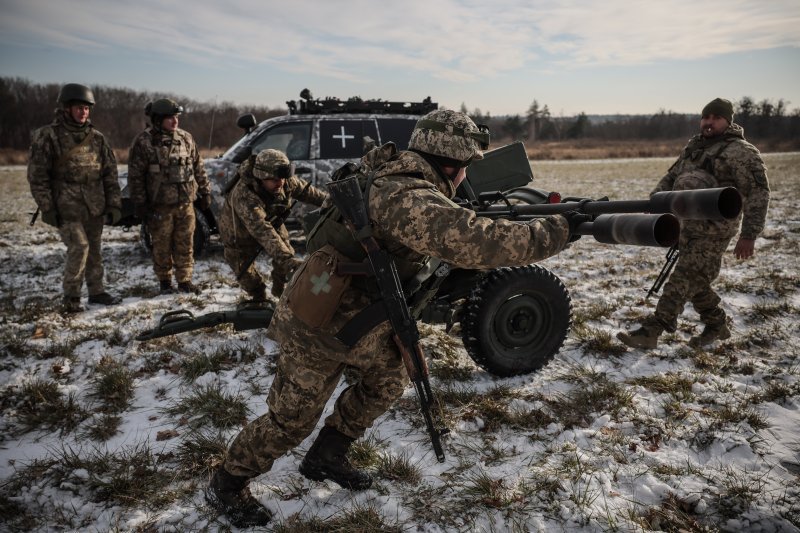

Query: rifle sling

[333,259,430,348]
[335,301,388,348]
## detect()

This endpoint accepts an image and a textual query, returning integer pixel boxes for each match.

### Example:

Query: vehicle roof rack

[287,88,437,116]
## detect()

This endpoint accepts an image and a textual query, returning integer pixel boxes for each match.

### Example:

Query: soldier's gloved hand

[134,203,148,221]
[41,209,61,228]
[105,207,122,225]
[197,194,212,210]
[561,210,593,243]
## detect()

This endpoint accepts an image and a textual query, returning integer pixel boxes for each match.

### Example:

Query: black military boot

[689,322,731,348]
[617,323,663,350]
[177,281,201,294]
[62,296,83,313]
[88,292,122,305]
[246,287,268,303]
[205,464,272,527]
[299,425,372,490]
[159,280,175,294]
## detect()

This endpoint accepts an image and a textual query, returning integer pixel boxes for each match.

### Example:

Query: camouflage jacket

[268,147,570,350]
[127,127,209,207]
[653,123,770,239]
[367,150,570,270]
[218,162,327,265]
[27,112,120,221]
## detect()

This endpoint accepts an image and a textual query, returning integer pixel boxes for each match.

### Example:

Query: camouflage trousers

[57,215,106,298]
[222,242,266,299]
[147,202,195,283]
[653,233,732,332]
[223,305,408,478]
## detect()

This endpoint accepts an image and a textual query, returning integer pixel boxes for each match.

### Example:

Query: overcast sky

[1,0,798,116]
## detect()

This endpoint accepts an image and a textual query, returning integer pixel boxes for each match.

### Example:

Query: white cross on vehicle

[332,126,355,148]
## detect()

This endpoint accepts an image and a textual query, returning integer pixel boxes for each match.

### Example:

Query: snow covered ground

[1,153,799,532]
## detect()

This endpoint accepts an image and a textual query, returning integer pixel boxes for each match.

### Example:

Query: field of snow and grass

[1,153,799,532]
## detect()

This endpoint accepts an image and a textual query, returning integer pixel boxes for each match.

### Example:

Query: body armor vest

[306,171,428,294]
[148,129,193,184]
[52,127,101,184]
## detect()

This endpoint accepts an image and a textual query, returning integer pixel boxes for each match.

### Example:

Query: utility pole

[208,95,218,150]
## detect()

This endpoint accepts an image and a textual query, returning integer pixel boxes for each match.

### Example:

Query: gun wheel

[461,265,571,377]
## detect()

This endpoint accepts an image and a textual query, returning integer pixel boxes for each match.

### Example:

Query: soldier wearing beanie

[702,97,734,124]
[618,98,770,350]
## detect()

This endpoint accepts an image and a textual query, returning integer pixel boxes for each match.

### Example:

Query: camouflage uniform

[127,126,209,285]
[27,111,121,301]
[222,147,571,478]
[649,122,770,333]
[217,158,327,299]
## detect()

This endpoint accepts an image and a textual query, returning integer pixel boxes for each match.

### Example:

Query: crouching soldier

[217,149,327,301]
[127,99,211,295]
[27,83,123,313]
[205,110,586,527]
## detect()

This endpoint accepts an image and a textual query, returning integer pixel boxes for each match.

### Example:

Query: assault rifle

[135,303,274,341]
[327,174,448,463]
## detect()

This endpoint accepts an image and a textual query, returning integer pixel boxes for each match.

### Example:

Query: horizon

[1,0,799,117]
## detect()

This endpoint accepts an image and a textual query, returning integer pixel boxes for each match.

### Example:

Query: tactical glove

[561,211,593,243]
[134,203,148,221]
[41,209,61,228]
[197,194,212,210]
[105,207,122,225]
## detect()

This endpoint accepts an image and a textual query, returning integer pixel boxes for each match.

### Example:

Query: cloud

[2,0,798,82]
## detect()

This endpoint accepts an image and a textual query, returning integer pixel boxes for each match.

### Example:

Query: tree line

[0,77,284,152]
[1,76,798,152]
[467,97,800,144]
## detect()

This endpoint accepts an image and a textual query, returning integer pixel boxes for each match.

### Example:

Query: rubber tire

[461,265,571,377]
[139,208,211,258]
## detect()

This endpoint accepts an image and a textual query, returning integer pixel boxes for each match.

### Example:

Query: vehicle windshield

[222,129,258,161]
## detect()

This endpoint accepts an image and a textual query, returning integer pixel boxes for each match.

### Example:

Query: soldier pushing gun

[204,110,579,527]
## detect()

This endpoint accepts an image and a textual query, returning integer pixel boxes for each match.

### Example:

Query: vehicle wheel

[461,265,571,377]
[138,208,211,258]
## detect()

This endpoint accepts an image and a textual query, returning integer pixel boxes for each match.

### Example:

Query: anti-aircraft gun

[136,141,742,377]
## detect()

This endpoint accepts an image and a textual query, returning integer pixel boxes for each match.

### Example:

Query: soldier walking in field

[27,83,123,313]
[217,149,327,302]
[205,109,589,527]
[127,99,211,295]
[617,98,771,349]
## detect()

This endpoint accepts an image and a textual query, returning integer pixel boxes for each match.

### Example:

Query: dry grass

[1,151,798,531]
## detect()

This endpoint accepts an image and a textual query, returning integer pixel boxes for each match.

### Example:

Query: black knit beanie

[702,98,734,123]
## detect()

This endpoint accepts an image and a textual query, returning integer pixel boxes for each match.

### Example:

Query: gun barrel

[649,187,742,220]
[480,187,741,221]
[579,213,679,247]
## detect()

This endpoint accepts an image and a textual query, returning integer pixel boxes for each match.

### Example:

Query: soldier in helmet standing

[27,83,123,313]
[127,99,211,294]
[617,98,770,350]
[206,109,586,527]
[217,149,327,302]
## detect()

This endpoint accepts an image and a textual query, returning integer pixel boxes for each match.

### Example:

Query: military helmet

[252,149,294,180]
[408,109,489,165]
[145,98,184,117]
[57,83,95,106]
